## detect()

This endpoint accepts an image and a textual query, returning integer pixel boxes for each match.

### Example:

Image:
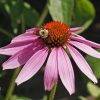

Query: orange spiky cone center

[42,21,71,47]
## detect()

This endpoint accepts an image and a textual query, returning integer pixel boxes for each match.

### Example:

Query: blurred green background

[0,0,100,100]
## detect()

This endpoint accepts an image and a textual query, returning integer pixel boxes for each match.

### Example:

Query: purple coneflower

[0,21,100,95]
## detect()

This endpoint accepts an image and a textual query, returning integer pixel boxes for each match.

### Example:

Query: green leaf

[87,82,100,98]
[48,0,74,24]
[11,95,32,100]
[86,49,100,78]
[9,0,23,33]
[1,0,39,33]
[73,0,95,32]
[23,2,39,27]
[79,96,87,100]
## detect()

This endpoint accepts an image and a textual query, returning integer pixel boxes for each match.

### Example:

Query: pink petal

[26,28,38,34]
[68,41,100,58]
[71,36,100,48]
[71,33,86,40]
[67,44,97,83]
[58,47,75,95]
[0,41,33,55]
[2,44,42,70]
[15,47,49,85]
[70,27,82,32]
[11,32,39,43]
[25,27,41,36]
[44,48,58,91]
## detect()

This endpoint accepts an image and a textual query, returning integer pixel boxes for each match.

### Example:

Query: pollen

[40,21,71,47]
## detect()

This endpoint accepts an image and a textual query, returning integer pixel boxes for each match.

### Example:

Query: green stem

[0,27,13,38]
[36,4,48,26]
[49,81,58,100]
[5,68,20,100]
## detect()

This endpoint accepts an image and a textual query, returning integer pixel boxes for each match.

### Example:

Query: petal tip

[16,82,20,86]
[45,86,52,91]
[2,64,7,70]
[2,67,6,70]
[93,79,98,84]
[68,89,75,95]
[15,80,21,86]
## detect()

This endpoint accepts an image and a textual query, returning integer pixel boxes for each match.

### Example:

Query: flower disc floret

[39,21,71,47]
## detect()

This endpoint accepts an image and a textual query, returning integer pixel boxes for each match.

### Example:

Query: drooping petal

[11,32,39,43]
[70,27,82,32]
[71,36,100,48]
[69,41,100,59]
[15,47,49,85]
[0,41,33,55]
[58,47,75,95]
[67,44,97,83]
[44,48,58,91]
[2,44,42,70]
[2,44,33,69]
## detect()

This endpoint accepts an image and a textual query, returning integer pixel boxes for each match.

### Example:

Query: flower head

[0,21,100,95]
